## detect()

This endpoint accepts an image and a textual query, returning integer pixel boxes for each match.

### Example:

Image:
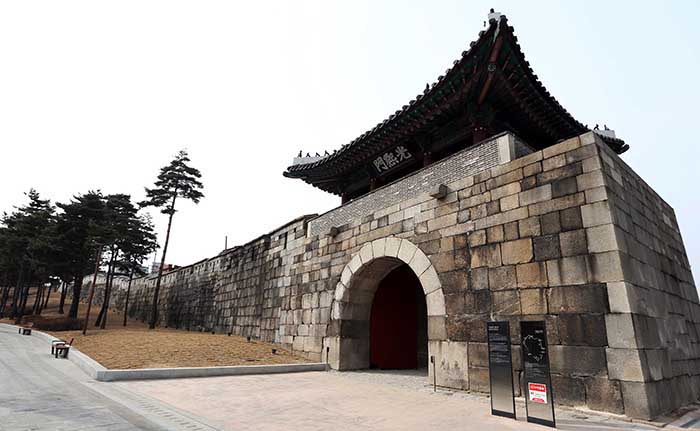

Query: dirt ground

[1,288,309,369]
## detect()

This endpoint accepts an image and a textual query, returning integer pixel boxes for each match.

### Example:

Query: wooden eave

[284,14,628,196]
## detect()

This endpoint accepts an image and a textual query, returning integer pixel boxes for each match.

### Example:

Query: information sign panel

[487,321,516,419]
[521,320,556,428]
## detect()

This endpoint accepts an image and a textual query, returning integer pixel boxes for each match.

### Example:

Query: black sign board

[487,321,516,419]
[521,320,556,428]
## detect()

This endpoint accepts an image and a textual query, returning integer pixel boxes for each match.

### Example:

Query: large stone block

[518,216,541,237]
[543,136,581,159]
[470,243,502,268]
[606,348,647,382]
[468,367,490,392]
[429,340,469,390]
[536,161,583,186]
[426,289,446,317]
[488,265,516,290]
[468,230,486,247]
[492,290,520,315]
[548,255,592,286]
[516,262,547,288]
[540,211,561,235]
[445,293,466,316]
[605,313,662,349]
[428,212,458,231]
[486,225,504,243]
[519,184,552,206]
[428,315,447,340]
[584,377,624,414]
[468,342,488,367]
[503,221,519,241]
[548,345,607,377]
[471,267,489,290]
[543,154,566,172]
[440,270,469,293]
[551,374,586,406]
[409,248,433,276]
[581,201,613,228]
[547,284,608,314]
[551,176,578,199]
[533,234,561,261]
[528,192,586,217]
[430,252,456,272]
[559,229,587,257]
[557,314,607,346]
[501,238,533,265]
[620,380,670,420]
[586,223,624,254]
[589,251,625,283]
[520,288,547,315]
[560,207,583,231]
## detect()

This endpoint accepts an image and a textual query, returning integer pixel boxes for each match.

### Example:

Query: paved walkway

[120,369,665,431]
[2,324,698,431]
[0,325,215,431]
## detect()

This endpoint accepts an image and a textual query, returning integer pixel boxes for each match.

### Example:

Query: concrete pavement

[2,324,698,431]
[120,369,667,431]
[0,325,216,431]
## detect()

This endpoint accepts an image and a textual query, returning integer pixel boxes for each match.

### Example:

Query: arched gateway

[326,237,447,371]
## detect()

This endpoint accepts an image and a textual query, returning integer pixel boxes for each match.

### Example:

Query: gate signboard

[521,320,556,428]
[486,321,516,419]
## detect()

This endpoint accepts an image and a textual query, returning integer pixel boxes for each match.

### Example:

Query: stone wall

[88,131,698,420]
[308,133,523,236]
[595,138,700,418]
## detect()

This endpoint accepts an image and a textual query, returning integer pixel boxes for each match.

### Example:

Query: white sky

[1,1,698,284]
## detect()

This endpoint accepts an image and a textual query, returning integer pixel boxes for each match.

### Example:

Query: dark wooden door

[369,266,419,369]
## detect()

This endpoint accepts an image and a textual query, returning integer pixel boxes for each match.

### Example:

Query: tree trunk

[32,284,43,315]
[10,264,25,318]
[69,274,84,319]
[43,282,54,310]
[58,281,67,314]
[0,281,11,318]
[150,196,176,329]
[95,254,113,327]
[123,267,134,326]
[99,251,116,329]
[82,245,104,335]
[16,281,31,323]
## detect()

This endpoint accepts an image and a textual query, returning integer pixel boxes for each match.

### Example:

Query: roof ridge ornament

[488,8,502,24]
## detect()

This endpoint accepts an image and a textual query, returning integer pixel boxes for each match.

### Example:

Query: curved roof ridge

[284,12,627,192]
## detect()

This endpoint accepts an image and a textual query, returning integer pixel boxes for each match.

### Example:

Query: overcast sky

[1,1,698,283]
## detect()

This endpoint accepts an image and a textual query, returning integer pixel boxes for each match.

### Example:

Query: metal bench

[54,338,74,359]
[18,325,33,335]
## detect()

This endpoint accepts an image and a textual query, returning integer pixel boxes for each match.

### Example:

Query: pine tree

[54,191,107,319]
[0,190,55,320]
[141,150,204,329]
[118,213,157,326]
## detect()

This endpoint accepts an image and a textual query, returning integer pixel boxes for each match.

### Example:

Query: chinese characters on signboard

[372,146,413,174]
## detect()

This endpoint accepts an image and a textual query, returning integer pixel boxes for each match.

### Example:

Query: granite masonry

[87,131,699,420]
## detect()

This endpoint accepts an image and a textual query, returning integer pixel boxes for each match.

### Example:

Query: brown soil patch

[2,289,309,369]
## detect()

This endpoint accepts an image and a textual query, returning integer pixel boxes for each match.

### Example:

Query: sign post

[521,321,556,428]
[487,321,516,419]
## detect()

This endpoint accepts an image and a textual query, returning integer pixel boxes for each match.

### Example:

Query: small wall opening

[369,263,428,370]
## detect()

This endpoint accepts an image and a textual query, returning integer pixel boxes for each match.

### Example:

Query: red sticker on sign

[528,383,547,404]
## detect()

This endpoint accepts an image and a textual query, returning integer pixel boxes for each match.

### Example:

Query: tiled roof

[284,13,628,193]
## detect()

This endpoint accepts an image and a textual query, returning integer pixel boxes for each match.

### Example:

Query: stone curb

[1,323,329,382]
[95,362,330,382]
